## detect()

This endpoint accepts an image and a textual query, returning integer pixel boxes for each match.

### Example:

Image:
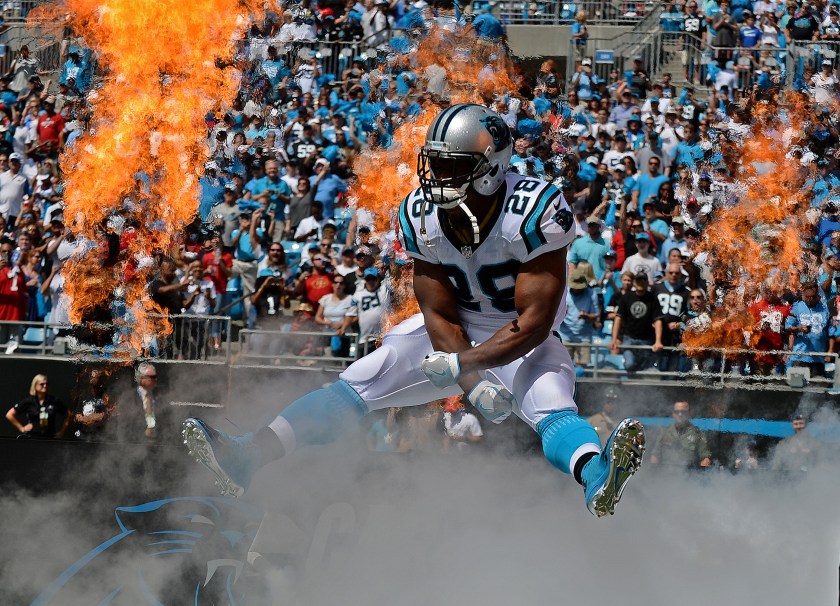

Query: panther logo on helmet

[480,115,511,153]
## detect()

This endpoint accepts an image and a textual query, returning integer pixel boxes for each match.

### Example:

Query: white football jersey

[397,172,575,330]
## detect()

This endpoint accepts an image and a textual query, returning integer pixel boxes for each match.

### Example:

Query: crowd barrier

[0,314,234,362]
[3,315,839,392]
[499,0,655,26]
[563,339,840,391]
[237,328,374,369]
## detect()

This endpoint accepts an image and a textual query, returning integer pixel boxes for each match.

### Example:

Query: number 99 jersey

[397,173,576,331]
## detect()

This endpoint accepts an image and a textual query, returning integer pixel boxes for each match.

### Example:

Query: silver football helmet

[418,103,513,208]
[417,104,513,245]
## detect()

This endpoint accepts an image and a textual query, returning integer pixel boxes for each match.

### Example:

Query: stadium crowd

[0,0,839,384]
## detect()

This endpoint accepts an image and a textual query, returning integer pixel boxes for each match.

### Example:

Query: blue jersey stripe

[520,185,561,254]
[399,197,420,254]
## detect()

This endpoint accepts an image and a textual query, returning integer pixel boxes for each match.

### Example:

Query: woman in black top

[5,373,69,438]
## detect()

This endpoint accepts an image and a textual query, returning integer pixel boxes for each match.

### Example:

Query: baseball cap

[604,250,617,258]
[8,152,21,162]
[363,267,380,279]
[44,95,55,104]
[823,59,833,66]
[671,216,686,225]
[612,164,626,173]
[586,215,601,226]
[224,182,237,192]
[569,267,589,288]
[635,232,653,243]
[581,58,592,66]
[308,243,321,251]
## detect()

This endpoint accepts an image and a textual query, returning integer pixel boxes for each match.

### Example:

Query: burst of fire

[34,0,260,356]
[683,92,821,354]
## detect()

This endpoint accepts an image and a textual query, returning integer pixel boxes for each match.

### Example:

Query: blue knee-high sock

[537,411,601,479]
[269,380,368,453]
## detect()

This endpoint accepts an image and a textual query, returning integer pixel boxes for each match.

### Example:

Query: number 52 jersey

[397,172,576,331]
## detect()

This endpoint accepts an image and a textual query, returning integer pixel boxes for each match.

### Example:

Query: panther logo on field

[480,115,512,152]
[32,497,262,605]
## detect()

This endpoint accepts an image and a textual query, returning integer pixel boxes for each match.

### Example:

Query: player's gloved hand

[467,380,514,424]
[421,351,461,388]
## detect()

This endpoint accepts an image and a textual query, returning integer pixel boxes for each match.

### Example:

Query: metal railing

[498,0,656,26]
[276,29,410,81]
[789,39,840,68]
[0,35,62,80]
[237,328,375,369]
[566,29,664,87]
[0,0,44,23]
[149,314,233,363]
[563,339,840,390]
[702,42,791,90]
[0,314,234,362]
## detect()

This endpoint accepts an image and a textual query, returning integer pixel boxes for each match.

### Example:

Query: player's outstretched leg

[537,410,644,517]
[183,380,367,497]
[581,419,645,517]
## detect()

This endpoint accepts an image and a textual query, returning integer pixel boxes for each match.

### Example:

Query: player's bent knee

[339,341,399,385]
[279,381,368,447]
[537,410,601,475]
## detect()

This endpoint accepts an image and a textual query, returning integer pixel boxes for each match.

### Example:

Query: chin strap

[458,202,481,245]
[419,199,481,247]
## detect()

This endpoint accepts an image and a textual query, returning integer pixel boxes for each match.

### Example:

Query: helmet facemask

[418,147,492,208]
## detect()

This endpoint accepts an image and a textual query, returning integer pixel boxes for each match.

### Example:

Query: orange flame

[39,0,260,356]
[683,92,822,354]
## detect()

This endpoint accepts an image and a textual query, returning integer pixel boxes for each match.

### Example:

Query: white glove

[421,351,461,388]
[467,380,514,424]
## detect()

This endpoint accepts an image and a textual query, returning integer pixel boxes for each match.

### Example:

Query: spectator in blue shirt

[786,282,831,376]
[632,155,670,210]
[569,217,612,275]
[231,209,267,326]
[198,161,227,221]
[246,159,292,222]
[471,8,505,40]
[658,216,689,265]
[739,11,763,48]
[660,2,684,33]
[642,202,670,247]
[260,46,288,89]
[309,158,348,219]
[672,123,705,169]
[558,266,601,365]
[609,90,638,130]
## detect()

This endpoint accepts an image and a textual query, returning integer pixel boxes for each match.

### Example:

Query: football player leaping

[183,104,645,517]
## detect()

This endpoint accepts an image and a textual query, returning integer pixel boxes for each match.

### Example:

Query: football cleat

[182,418,258,498]
[581,418,645,517]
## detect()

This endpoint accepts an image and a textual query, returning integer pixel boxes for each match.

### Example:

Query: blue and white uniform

[334,173,582,430]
